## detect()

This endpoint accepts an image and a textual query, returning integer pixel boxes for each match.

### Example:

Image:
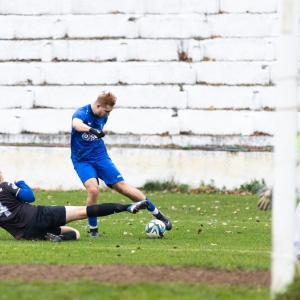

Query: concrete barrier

[0,145,274,190]
[0,0,284,190]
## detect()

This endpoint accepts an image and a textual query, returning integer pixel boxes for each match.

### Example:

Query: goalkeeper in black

[0,171,149,242]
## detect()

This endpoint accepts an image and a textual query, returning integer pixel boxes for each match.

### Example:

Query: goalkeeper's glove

[257,187,272,211]
[89,127,105,138]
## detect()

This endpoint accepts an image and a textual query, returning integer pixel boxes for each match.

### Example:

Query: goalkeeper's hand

[89,127,105,138]
[257,187,272,210]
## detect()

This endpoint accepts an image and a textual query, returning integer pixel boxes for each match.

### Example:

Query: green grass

[0,281,269,300]
[0,191,271,299]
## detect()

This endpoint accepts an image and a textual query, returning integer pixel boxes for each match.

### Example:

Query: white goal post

[271,0,299,297]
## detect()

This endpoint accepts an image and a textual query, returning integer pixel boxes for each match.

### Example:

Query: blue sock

[146,197,155,212]
[88,216,97,227]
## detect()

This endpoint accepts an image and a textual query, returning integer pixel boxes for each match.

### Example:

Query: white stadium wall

[1,145,275,190]
[0,0,289,190]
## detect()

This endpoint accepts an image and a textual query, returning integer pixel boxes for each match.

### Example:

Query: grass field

[0,190,272,299]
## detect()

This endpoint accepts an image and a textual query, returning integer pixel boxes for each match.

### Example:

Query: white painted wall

[0,146,274,190]
[0,0,284,189]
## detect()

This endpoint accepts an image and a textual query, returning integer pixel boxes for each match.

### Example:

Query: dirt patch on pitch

[0,264,270,286]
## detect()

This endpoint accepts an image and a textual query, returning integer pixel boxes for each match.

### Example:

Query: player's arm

[72,118,91,132]
[72,118,105,138]
[14,181,35,203]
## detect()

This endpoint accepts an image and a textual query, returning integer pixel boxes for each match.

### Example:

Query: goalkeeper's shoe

[154,211,172,231]
[45,233,62,242]
[127,200,150,214]
[89,228,100,238]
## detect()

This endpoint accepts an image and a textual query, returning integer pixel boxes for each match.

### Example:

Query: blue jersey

[71,104,108,162]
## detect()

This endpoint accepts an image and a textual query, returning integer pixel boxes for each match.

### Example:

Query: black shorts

[22,206,66,240]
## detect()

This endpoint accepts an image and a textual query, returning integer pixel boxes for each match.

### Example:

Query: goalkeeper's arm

[257,187,272,211]
[258,133,300,210]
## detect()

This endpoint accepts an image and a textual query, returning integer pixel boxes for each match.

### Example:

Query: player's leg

[45,226,80,242]
[74,161,100,237]
[60,226,80,239]
[112,181,172,230]
[45,201,149,242]
[96,157,172,231]
[84,178,100,237]
[113,180,145,201]
[64,201,149,223]
[22,206,78,242]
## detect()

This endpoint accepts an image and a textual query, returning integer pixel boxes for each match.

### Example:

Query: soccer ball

[145,219,166,238]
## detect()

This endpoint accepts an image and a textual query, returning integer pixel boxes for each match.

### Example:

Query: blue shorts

[73,157,124,188]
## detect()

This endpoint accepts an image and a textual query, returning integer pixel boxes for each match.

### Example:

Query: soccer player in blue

[71,91,172,237]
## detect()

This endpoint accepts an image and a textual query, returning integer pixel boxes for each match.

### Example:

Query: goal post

[271,0,299,296]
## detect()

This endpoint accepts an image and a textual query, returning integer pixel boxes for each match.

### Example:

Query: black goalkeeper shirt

[0,181,37,239]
